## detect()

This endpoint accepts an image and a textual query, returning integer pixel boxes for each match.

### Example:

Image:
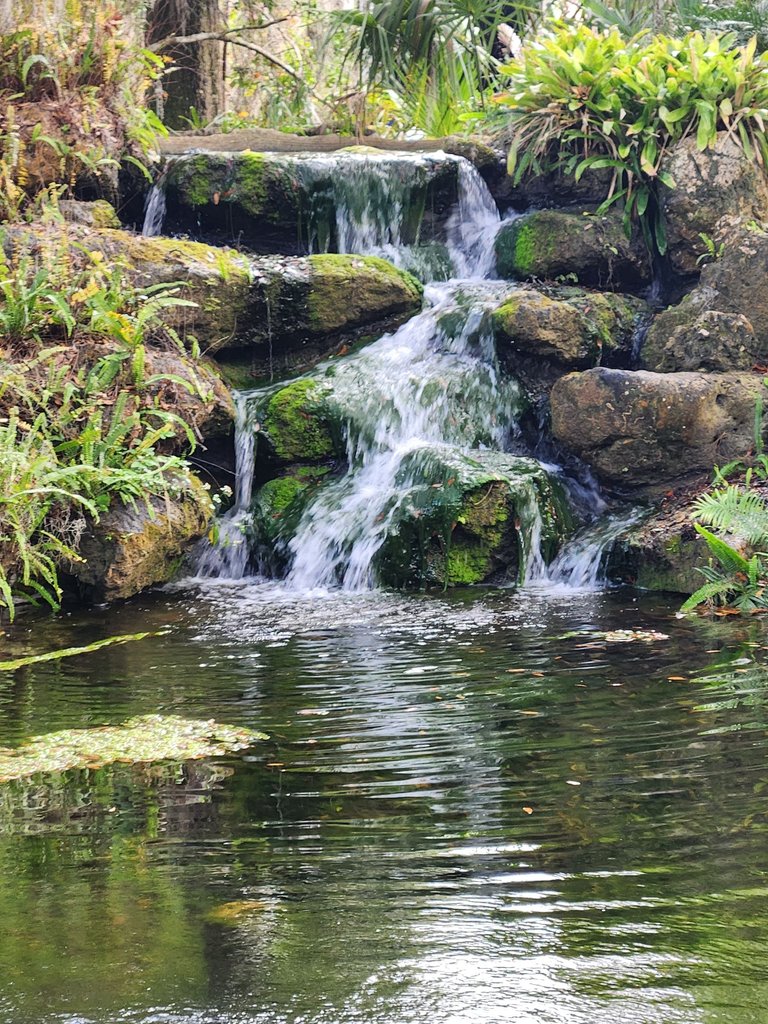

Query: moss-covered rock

[494,209,651,292]
[162,149,462,253]
[376,448,573,588]
[307,254,422,335]
[493,286,648,368]
[70,473,213,602]
[260,378,340,464]
[607,497,711,594]
[251,467,331,556]
[59,199,121,229]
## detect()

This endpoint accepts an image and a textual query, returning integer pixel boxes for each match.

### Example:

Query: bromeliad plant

[497,25,768,253]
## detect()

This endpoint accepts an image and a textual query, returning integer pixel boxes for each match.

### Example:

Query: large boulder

[550,367,766,493]
[70,475,213,602]
[493,286,648,368]
[494,209,651,292]
[641,227,768,371]
[660,132,768,277]
[376,448,574,587]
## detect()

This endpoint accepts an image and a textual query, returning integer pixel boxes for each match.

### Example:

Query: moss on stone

[252,466,330,547]
[307,254,423,335]
[262,378,336,462]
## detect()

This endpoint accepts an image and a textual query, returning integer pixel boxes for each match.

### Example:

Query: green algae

[262,378,337,462]
[0,715,267,783]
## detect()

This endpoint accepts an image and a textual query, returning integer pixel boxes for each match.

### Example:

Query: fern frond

[693,486,768,545]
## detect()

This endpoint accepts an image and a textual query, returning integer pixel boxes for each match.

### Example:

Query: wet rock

[494,209,651,291]
[250,466,331,565]
[259,378,340,465]
[493,164,616,211]
[493,286,648,368]
[550,367,766,493]
[376,448,573,587]
[162,149,462,253]
[71,474,213,601]
[607,498,711,594]
[660,132,768,277]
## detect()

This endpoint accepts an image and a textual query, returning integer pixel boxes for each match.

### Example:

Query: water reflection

[0,587,768,1023]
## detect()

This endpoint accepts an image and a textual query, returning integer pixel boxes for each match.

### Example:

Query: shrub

[496,25,768,252]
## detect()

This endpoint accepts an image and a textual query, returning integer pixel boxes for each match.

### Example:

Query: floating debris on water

[0,715,267,783]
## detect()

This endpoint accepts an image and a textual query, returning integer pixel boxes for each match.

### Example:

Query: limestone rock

[58,199,121,229]
[550,367,766,492]
[642,308,759,372]
[71,475,213,602]
[494,209,651,291]
[259,378,340,465]
[660,132,768,277]
[493,286,648,368]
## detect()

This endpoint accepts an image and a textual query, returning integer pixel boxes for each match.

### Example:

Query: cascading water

[197,153,630,593]
[142,182,167,238]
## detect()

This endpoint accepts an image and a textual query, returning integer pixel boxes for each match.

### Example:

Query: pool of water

[1,582,768,1024]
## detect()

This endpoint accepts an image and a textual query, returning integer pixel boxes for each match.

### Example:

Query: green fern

[692,486,768,544]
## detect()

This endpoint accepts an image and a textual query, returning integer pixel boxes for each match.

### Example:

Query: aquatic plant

[497,25,768,253]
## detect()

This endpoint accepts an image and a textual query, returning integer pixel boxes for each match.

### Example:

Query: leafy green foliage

[497,25,768,253]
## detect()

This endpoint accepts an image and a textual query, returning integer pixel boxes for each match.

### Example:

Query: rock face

[641,227,768,371]
[493,286,648,368]
[550,368,766,492]
[259,378,341,464]
[494,209,651,291]
[660,132,768,277]
[58,199,122,228]
[71,476,213,601]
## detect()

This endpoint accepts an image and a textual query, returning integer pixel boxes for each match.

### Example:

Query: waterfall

[141,182,167,238]
[281,150,500,278]
[194,394,258,579]
[531,509,644,592]
[196,152,634,594]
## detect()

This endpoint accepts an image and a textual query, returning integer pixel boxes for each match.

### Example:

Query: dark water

[1,582,768,1024]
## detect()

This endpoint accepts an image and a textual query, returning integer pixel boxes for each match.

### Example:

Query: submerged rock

[376,448,573,587]
[494,209,651,291]
[550,367,766,493]
[660,132,768,277]
[71,474,213,601]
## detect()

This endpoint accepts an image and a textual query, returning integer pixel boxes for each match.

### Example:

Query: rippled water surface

[1,583,768,1024]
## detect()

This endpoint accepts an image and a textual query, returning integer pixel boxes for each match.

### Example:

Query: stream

[2,587,768,1023]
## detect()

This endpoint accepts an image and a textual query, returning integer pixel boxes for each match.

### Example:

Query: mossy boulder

[260,378,341,464]
[493,286,648,368]
[660,132,768,277]
[250,467,331,568]
[550,367,767,494]
[70,473,213,602]
[307,254,422,335]
[376,448,573,588]
[494,209,651,292]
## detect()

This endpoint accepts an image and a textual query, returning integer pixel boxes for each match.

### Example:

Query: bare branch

[148,20,288,53]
